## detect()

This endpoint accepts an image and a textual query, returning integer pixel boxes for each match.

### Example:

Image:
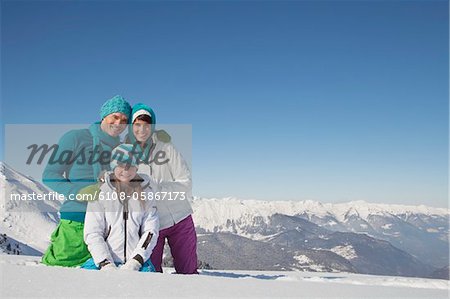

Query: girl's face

[114,164,138,183]
[133,119,152,143]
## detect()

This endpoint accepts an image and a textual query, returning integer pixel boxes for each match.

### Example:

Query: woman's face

[133,119,152,143]
[114,164,137,183]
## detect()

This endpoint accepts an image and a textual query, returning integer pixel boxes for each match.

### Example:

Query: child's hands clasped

[121,259,141,271]
[100,262,117,271]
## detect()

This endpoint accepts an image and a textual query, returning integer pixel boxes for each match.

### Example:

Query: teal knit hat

[131,103,156,125]
[110,144,139,170]
[100,95,132,121]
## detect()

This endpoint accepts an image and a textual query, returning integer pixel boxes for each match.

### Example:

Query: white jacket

[84,173,159,266]
[137,134,193,230]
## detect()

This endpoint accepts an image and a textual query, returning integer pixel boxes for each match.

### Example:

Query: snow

[191,197,449,234]
[292,254,327,272]
[0,163,60,252]
[1,255,448,298]
[330,245,358,260]
[294,254,312,264]
[381,223,393,230]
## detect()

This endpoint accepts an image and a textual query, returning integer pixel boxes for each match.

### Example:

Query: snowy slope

[0,162,60,252]
[1,255,448,298]
[0,234,42,256]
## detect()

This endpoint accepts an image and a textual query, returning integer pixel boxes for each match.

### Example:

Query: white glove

[121,259,142,271]
[100,262,117,271]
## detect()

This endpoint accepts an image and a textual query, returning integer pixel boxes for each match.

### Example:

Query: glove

[77,184,101,201]
[100,262,117,271]
[156,130,171,143]
[120,258,142,271]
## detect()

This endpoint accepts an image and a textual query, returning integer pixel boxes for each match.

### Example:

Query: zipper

[104,225,111,241]
[148,142,156,176]
[123,199,129,263]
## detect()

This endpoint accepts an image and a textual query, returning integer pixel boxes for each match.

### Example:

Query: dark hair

[134,114,152,124]
[131,114,153,147]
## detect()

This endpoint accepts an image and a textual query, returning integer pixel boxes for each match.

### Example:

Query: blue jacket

[42,123,121,222]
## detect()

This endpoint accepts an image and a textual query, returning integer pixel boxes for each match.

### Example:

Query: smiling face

[113,164,138,183]
[101,113,128,137]
[133,119,152,143]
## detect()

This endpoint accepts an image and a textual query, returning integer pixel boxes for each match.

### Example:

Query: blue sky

[1,0,448,207]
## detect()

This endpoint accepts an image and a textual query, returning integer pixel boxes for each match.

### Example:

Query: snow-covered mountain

[192,197,449,278]
[0,233,42,256]
[192,197,448,236]
[0,162,60,253]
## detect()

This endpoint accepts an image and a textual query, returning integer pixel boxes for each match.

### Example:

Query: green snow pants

[41,219,91,267]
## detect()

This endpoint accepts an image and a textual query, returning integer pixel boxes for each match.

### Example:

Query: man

[41,95,131,267]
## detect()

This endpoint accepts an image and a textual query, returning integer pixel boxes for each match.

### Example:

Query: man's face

[101,113,128,137]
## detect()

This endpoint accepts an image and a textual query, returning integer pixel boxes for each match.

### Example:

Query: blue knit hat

[131,103,156,125]
[100,95,132,121]
[110,144,139,170]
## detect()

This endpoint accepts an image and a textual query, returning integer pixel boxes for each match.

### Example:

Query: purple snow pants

[150,215,198,274]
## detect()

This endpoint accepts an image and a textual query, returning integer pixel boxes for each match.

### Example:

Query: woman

[127,103,198,274]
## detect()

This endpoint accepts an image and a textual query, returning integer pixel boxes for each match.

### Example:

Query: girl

[127,103,198,274]
[82,144,159,271]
